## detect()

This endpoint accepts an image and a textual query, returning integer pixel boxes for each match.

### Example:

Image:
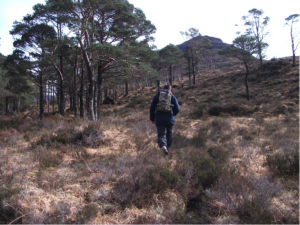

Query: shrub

[0,118,25,131]
[178,150,226,190]
[33,146,62,168]
[208,104,223,116]
[189,136,206,148]
[34,134,52,147]
[205,174,281,224]
[211,118,231,134]
[208,103,256,117]
[260,59,290,72]
[133,215,157,224]
[0,128,20,146]
[142,167,179,193]
[193,154,224,189]
[172,132,189,149]
[265,149,299,175]
[0,186,22,224]
[23,131,34,142]
[50,128,76,145]
[112,158,179,209]
[173,131,207,149]
[189,108,204,118]
[76,204,99,223]
[207,147,230,164]
[113,175,136,207]
[18,120,33,133]
[70,123,109,148]
[128,120,155,151]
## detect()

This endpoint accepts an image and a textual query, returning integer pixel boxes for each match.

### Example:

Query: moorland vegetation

[0,56,298,224]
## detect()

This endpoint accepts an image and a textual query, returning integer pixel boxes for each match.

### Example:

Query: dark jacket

[150,90,180,125]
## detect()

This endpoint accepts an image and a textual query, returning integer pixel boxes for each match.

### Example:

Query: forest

[0,0,299,224]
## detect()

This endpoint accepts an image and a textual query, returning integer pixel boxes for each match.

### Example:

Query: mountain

[176,35,230,51]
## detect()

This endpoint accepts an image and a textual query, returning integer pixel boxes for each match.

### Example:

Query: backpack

[157,91,173,113]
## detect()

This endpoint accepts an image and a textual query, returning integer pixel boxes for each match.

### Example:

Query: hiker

[150,84,180,155]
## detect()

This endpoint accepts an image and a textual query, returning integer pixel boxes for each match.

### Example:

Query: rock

[177,35,230,51]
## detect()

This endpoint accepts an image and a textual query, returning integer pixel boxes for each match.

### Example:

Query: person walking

[150,84,180,155]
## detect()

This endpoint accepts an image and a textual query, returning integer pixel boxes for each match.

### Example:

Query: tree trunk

[52,81,55,112]
[79,59,84,118]
[56,82,60,111]
[78,39,95,121]
[157,80,160,93]
[292,52,295,66]
[47,89,50,113]
[86,79,95,121]
[58,53,65,116]
[104,88,108,99]
[73,58,78,117]
[5,96,9,115]
[291,26,296,66]
[94,80,98,120]
[39,70,44,120]
[191,49,196,86]
[169,65,173,87]
[244,62,250,101]
[58,78,65,116]
[125,81,128,96]
[258,43,263,66]
[96,64,102,120]
[16,96,20,114]
[69,85,73,111]
[188,57,192,88]
[86,84,95,121]
[115,89,118,100]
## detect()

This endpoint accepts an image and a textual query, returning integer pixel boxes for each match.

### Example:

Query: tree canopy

[219,34,260,100]
[242,8,270,65]
[6,0,157,120]
[285,14,299,66]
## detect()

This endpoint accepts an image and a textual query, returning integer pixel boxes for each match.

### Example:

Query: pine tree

[180,28,211,86]
[10,18,56,119]
[156,44,183,87]
[67,0,156,120]
[3,50,34,113]
[219,35,264,100]
[242,8,270,66]
[285,14,299,66]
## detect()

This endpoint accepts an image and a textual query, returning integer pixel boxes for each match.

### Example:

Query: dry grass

[0,56,298,224]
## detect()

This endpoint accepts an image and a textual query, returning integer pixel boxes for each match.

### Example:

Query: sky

[0,0,299,59]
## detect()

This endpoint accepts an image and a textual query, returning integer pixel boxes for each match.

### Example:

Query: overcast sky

[0,0,299,59]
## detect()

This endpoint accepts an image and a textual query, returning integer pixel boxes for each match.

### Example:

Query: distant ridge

[176,35,230,51]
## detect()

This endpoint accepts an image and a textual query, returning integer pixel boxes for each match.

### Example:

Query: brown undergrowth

[0,57,298,224]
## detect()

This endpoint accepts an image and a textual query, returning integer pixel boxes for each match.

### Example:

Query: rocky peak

[176,35,230,51]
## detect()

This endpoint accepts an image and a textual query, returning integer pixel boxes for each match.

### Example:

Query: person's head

[163,84,171,91]
[163,84,172,95]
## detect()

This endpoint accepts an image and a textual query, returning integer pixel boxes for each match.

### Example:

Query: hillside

[0,56,299,224]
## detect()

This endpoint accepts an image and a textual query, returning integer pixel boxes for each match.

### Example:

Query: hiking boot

[161,146,168,155]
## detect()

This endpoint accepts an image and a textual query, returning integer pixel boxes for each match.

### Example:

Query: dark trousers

[156,125,173,149]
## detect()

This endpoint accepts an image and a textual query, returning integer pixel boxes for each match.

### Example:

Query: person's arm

[171,95,180,116]
[150,94,159,122]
